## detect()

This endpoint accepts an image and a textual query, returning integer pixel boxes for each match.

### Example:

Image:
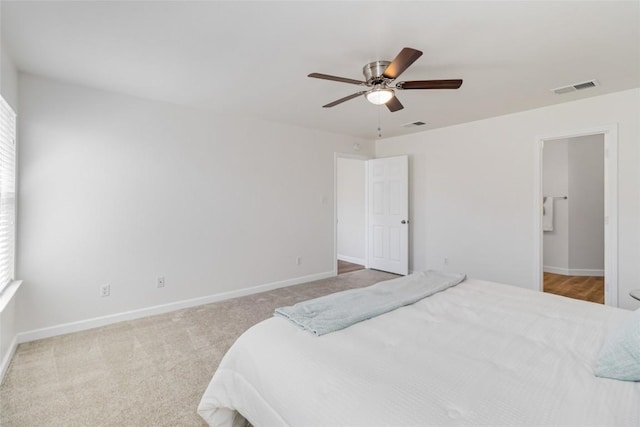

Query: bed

[198,276,640,426]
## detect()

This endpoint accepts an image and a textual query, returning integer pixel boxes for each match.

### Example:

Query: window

[0,96,16,293]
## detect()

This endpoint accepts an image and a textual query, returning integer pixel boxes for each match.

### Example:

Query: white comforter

[198,279,640,426]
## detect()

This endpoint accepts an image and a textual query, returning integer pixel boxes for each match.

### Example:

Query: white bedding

[198,279,640,426]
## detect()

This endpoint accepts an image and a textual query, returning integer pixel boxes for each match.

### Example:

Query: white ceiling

[2,1,639,140]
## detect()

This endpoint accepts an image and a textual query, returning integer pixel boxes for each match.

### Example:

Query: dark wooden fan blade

[308,73,366,86]
[382,48,423,80]
[396,79,463,90]
[323,91,367,108]
[386,96,404,112]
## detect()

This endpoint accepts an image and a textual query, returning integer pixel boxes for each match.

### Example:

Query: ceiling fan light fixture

[365,88,394,105]
[308,47,461,112]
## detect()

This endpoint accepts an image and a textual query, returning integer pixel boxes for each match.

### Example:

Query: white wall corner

[0,335,17,385]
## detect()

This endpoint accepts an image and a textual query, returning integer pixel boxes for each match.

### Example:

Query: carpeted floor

[0,269,396,426]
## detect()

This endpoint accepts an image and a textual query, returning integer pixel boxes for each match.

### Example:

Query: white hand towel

[543,197,554,231]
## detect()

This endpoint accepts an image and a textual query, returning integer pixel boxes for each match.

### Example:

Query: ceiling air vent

[402,121,427,128]
[552,79,598,95]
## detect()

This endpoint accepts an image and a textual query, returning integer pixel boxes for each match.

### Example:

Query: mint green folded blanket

[274,270,466,336]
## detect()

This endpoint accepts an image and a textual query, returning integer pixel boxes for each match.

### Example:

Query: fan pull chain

[377,107,382,138]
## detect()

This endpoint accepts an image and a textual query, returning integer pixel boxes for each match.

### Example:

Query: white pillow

[594,308,640,381]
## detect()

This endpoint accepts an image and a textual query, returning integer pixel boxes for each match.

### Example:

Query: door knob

[401,220,408,224]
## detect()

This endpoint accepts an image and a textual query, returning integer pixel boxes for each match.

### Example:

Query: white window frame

[0,95,16,294]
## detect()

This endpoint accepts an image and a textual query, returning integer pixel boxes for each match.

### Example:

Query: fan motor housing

[363,61,391,84]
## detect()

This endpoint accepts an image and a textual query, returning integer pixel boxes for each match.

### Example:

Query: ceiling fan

[308,47,463,112]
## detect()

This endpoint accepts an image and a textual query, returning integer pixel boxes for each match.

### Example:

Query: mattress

[198,278,640,426]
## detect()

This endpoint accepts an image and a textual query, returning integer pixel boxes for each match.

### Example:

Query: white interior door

[366,155,409,275]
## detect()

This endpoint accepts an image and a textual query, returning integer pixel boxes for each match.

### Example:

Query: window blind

[0,96,16,293]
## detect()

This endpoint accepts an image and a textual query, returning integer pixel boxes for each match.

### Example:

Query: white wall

[568,134,604,272]
[9,73,640,341]
[376,88,640,309]
[337,158,365,265]
[16,73,373,333]
[543,139,569,271]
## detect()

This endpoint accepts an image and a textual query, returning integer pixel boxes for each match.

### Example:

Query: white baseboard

[0,335,17,385]
[544,266,569,275]
[17,270,336,344]
[544,266,605,277]
[337,254,366,265]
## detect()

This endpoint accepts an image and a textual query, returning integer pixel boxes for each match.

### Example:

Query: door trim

[533,124,618,306]
[334,152,371,276]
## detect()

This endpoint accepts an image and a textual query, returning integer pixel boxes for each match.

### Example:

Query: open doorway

[334,153,410,276]
[535,125,618,306]
[335,155,367,275]
[542,134,604,303]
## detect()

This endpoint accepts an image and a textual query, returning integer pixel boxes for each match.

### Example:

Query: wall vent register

[552,79,598,95]
[402,121,427,128]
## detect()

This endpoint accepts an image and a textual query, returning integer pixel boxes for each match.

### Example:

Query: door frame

[533,124,618,306]
[334,152,372,275]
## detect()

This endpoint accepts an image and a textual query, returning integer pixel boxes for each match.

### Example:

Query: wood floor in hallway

[543,272,604,304]
[338,260,365,275]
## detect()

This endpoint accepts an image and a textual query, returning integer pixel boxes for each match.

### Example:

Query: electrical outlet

[296,257,302,266]
[157,276,165,288]
[444,258,449,266]
[100,284,110,297]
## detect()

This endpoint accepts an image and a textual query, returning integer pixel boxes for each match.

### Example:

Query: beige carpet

[0,269,396,426]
